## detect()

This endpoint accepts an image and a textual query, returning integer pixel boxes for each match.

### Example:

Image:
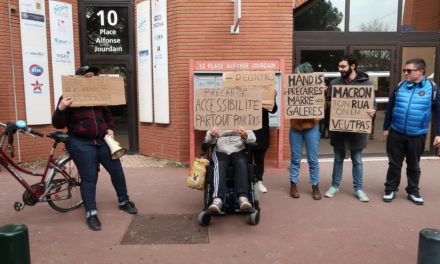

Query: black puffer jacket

[326,70,372,150]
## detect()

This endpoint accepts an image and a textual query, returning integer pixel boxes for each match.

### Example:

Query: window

[349,0,398,32]
[294,0,345,31]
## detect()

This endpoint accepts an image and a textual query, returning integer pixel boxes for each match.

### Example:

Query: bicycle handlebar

[0,122,45,137]
[23,127,45,137]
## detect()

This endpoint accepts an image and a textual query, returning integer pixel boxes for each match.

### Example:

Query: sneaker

[354,190,370,202]
[383,191,395,202]
[408,194,424,205]
[208,198,222,213]
[86,215,101,231]
[257,181,268,193]
[238,196,252,210]
[324,186,339,198]
[119,201,138,214]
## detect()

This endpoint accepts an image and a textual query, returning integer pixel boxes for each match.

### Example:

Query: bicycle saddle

[47,131,70,143]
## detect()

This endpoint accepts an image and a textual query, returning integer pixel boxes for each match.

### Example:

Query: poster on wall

[19,0,51,125]
[49,0,75,108]
[136,0,153,122]
[152,0,170,124]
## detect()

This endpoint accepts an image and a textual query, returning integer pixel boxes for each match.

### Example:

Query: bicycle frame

[0,132,67,201]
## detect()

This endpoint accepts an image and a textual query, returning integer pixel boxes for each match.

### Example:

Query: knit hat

[294,62,314,73]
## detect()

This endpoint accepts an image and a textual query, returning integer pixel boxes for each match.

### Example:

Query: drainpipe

[8,0,22,162]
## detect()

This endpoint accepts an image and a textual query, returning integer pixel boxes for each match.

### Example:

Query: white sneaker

[257,181,267,193]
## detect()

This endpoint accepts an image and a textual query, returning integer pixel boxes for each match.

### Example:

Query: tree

[295,0,344,31]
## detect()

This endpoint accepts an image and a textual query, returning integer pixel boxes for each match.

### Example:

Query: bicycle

[0,121,83,212]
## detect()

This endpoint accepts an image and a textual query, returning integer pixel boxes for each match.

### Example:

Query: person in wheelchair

[205,126,256,213]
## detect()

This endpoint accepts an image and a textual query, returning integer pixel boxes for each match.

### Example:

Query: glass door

[349,46,396,155]
[296,46,396,156]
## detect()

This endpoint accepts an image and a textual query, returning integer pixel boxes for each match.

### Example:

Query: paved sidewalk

[1,158,440,264]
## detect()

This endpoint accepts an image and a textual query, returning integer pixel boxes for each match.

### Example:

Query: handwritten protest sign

[62,76,126,107]
[223,71,275,111]
[330,85,374,133]
[194,87,262,130]
[284,73,325,119]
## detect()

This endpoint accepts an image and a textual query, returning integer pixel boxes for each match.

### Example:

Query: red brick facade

[0,0,80,162]
[136,0,293,165]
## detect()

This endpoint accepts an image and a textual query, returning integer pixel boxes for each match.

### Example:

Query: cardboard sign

[284,73,325,119]
[223,71,275,111]
[61,76,126,107]
[330,85,374,133]
[194,87,262,130]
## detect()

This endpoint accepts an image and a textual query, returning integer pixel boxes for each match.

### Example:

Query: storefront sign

[194,87,262,130]
[330,85,374,133]
[86,7,129,55]
[152,0,170,123]
[284,73,325,119]
[223,71,276,111]
[136,1,153,122]
[61,76,126,107]
[20,0,51,125]
[49,0,75,108]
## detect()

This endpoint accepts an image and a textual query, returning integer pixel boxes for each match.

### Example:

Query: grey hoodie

[205,129,256,155]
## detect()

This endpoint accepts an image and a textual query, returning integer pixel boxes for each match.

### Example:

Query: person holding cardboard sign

[204,127,256,212]
[52,66,137,231]
[382,58,440,205]
[287,62,324,200]
[324,55,376,202]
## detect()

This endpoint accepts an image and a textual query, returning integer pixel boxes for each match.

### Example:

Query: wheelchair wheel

[249,210,260,225]
[198,211,211,226]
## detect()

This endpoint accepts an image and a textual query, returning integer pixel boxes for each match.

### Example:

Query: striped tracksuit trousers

[211,150,249,201]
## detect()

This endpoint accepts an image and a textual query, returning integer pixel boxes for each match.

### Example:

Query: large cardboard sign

[223,71,275,111]
[284,73,325,119]
[62,76,126,107]
[330,85,374,133]
[194,87,262,130]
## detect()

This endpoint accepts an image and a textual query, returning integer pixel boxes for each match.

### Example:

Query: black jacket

[253,102,278,150]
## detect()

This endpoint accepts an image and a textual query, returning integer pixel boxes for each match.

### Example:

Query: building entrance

[79,0,138,152]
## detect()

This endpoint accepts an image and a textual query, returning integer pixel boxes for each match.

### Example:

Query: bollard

[418,228,440,264]
[0,224,31,264]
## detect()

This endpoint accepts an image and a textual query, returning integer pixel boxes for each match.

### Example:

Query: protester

[382,58,440,205]
[288,62,323,200]
[205,127,256,212]
[252,91,277,193]
[324,55,376,202]
[52,66,137,231]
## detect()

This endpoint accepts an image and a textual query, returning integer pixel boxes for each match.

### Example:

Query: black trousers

[252,148,267,181]
[211,150,249,201]
[384,129,426,194]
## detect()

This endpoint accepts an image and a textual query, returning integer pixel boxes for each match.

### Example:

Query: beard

[340,68,353,79]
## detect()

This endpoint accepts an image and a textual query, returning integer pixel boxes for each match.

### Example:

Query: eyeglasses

[338,65,349,69]
[402,68,420,73]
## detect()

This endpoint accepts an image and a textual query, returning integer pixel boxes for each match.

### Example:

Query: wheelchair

[197,142,261,226]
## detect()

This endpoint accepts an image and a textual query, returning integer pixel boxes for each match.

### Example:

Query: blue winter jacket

[383,77,440,136]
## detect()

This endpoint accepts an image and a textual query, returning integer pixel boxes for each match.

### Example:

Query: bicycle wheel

[47,156,83,212]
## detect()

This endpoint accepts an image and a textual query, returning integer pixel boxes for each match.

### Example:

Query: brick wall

[402,0,440,31]
[136,0,293,165]
[0,0,80,162]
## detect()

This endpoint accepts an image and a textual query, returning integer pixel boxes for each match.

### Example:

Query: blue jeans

[331,148,363,191]
[289,125,320,185]
[66,137,129,213]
